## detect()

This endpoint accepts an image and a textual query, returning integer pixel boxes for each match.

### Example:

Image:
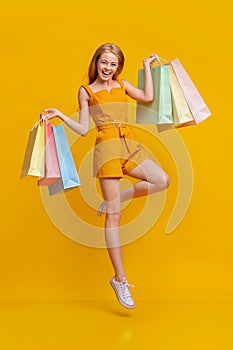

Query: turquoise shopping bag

[48,124,80,195]
[136,65,173,124]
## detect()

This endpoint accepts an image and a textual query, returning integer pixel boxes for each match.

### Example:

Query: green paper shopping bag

[136,64,173,124]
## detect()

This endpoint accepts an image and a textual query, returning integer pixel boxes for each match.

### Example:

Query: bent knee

[164,173,170,189]
[106,211,121,225]
[152,172,170,188]
[153,173,170,191]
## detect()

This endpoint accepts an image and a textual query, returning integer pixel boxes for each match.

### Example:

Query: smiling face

[96,51,119,82]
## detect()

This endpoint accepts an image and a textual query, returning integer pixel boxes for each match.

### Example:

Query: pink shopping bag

[170,58,211,124]
[38,122,61,186]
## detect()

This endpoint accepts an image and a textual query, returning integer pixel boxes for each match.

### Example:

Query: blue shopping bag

[48,124,80,195]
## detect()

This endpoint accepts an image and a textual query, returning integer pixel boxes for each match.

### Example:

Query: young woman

[41,43,170,310]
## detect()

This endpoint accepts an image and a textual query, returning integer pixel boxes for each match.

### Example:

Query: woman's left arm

[123,54,158,103]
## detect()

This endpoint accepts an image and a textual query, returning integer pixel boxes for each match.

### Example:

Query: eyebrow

[100,59,118,63]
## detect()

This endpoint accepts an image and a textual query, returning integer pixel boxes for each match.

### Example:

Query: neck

[95,77,116,86]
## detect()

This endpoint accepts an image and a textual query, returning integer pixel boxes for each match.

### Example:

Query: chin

[101,76,112,81]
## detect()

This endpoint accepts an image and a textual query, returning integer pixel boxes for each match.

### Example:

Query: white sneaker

[110,277,135,309]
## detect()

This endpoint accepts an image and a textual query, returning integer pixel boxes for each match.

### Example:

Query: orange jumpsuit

[82,80,151,178]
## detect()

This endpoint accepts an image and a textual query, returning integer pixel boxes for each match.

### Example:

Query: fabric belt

[97,121,128,137]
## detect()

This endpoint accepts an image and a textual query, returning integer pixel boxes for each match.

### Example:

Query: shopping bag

[168,65,194,126]
[136,65,173,124]
[49,124,80,193]
[170,58,211,124]
[20,120,45,178]
[38,122,61,186]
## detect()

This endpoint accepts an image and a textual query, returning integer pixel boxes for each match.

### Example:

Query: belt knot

[97,121,127,133]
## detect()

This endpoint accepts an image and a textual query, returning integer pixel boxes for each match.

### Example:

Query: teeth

[103,71,110,75]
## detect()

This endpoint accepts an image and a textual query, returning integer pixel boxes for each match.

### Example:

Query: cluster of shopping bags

[20,56,210,192]
[136,57,211,129]
[20,120,81,195]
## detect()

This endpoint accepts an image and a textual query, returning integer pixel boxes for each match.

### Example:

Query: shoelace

[120,281,135,299]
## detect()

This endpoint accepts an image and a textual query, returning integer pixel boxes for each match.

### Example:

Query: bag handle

[31,117,46,131]
[151,55,169,67]
[31,110,50,130]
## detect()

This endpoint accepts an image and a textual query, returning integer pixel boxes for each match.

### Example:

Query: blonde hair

[88,43,125,84]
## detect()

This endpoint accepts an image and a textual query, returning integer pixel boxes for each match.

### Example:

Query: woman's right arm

[41,87,90,136]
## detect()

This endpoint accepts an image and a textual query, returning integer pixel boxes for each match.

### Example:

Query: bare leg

[99,177,126,281]
[98,159,170,215]
[121,159,170,201]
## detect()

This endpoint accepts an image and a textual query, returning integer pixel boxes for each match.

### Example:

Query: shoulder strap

[81,84,93,97]
[116,79,126,90]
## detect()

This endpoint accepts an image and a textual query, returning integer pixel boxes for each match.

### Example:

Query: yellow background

[1,0,232,349]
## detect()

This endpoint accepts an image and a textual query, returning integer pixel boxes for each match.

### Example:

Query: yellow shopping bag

[20,120,45,178]
[168,65,194,126]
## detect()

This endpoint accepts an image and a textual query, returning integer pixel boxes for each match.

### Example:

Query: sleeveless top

[81,79,153,177]
[81,79,128,126]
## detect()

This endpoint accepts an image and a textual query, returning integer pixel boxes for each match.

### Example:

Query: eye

[111,63,117,67]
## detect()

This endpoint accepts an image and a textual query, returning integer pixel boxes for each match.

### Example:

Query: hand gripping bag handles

[136,56,173,125]
[136,55,211,128]
[20,119,80,194]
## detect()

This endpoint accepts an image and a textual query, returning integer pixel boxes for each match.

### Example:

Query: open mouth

[102,71,111,76]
